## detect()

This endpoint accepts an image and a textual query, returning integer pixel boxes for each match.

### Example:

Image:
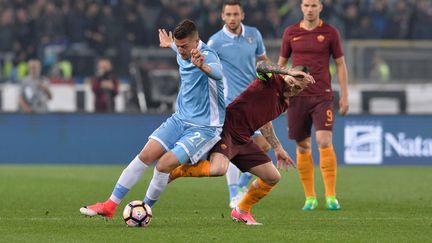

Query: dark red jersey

[223,75,288,143]
[279,20,344,96]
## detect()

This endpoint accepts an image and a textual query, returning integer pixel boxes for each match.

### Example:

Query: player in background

[80,19,225,218]
[278,0,349,211]
[167,61,315,225]
[207,0,270,208]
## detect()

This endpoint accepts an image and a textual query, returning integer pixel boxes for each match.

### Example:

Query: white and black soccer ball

[122,200,152,227]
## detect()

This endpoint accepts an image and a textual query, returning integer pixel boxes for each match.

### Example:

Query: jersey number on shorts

[189,132,206,147]
[325,109,333,127]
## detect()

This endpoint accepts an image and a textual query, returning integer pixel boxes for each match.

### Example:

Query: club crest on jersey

[317,35,325,42]
[247,37,253,44]
[220,144,227,150]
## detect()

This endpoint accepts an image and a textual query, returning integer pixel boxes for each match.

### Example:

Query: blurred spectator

[49,53,73,83]
[0,0,430,85]
[35,2,66,46]
[14,8,36,59]
[18,59,52,113]
[369,0,390,38]
[84,3,105,55]
[91,58,119,112]
[412,0,432,39]
[369,54,391,82]
[0,8,15,53]
[200,9,221,42]
[385,0,412,38]
[341,3,363,39]
[64,0,88,46]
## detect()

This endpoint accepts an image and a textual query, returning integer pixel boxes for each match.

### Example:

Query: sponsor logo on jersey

[292,36,302,41]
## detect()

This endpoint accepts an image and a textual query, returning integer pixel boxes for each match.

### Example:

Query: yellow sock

[238,178,274,212]
[297,150,316,197]
[319,146,337,197]
[169,160,210,180]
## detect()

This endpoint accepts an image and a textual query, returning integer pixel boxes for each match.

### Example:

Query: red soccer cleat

[231,208,262,225]
[80,201,116,218]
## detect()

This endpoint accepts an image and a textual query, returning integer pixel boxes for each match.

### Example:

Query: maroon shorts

[210,130,271,172]
[287,95,334,142]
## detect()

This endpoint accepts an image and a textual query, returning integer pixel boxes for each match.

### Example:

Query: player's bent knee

[156,162,178,173]
[138,153,154,165]
[156,155,181,173]
[264,170,281,186]
[209,153,229,176]
[210,159,228,176]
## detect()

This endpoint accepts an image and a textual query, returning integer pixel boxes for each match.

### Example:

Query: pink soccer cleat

[80,201,116,218]
[231,208,262,225]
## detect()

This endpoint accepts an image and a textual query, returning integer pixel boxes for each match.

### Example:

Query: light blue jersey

[208,24,266,105]
[171,40,225,127]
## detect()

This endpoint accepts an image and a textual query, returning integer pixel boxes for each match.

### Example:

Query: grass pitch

[0,165,431,242]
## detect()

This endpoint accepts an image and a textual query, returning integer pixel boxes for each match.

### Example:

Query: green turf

[1,165,431,242]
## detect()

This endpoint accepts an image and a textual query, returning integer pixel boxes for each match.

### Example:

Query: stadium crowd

[0,0,431,82]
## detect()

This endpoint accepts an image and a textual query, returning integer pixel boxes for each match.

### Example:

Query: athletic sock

[297,150,316,197]
[109,156,148,204]
[238,172,253,189]
[144,167,170,207]
[237,178,274,212]
[169,160,211,180]
[103,199,118,212]
[226,162,240,199]
[319,146,337,197]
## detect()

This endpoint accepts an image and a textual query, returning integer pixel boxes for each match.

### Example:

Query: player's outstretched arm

[191,49,223,80]
[259,122,295,170]
[158,29,173,48]
[256,61,314,84]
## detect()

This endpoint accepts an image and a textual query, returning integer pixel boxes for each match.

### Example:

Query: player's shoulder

[243,24,261,35]
[201,42,218,56]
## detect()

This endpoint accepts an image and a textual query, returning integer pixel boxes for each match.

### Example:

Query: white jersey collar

[197,40,204,50]
[222,23,245,39]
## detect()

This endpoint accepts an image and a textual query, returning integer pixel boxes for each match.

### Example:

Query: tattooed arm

[256,60,307,78]
[260,122,296,169]
[260,122,282,149]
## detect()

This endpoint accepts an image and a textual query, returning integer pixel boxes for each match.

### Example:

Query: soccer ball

[122,200,152,227]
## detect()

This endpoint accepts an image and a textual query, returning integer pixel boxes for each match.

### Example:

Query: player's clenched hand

[158,29,173,48]
[274,146,296,171]
[191,49,204,68]
[288,70,315,84]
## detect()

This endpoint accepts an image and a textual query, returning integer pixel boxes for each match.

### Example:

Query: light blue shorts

[150,115,222,164]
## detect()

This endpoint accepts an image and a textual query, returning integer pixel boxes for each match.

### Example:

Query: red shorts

[287,95,334,142]
[210,130,271,172]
